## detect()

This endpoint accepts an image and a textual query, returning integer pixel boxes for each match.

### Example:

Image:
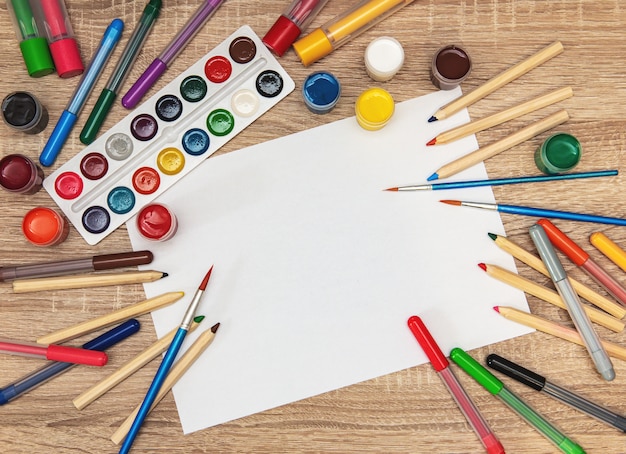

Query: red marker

[407,316,506,454]
[537,219,626,307]
[0,339,107,366]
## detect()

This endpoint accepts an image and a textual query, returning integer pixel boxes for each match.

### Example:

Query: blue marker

[0,319,139,405]
[39,18,124,167]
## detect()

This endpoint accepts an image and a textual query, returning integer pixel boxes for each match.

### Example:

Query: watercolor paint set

[44,25,295,245]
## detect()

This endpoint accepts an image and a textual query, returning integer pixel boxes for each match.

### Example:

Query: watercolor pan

[44,26,295,245]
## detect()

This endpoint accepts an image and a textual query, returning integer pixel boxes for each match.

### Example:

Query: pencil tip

[161,272,169,278]
[493,306,500,313]
[199,266,213,291]
[211,322,220,333]
[193,315,205,323]
[426,138,436,146]
[428,116,438,123]
[477,263,487,271]
[426,173,438,181]
[384,187,398,192]
[487,232,498,241]
[440,199,461,206]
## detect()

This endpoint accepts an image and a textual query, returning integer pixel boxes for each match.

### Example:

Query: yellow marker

[355,88,395,131]
[590,232,626,273]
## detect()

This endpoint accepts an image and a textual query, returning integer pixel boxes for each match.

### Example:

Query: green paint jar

[535,133,581,174]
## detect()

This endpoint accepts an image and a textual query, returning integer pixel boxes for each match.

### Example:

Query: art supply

[0,319,139,405]
[487,233,626,319]
[487,354,626,433]
[385,169,617,192]
[440,200,626,227]
[21,206,69,247]
[12,269,167,293]
[450,348,585,454]
[120,267,214,453]
[122,0,226,109]
[426,87,573,146]
[37,291,183,345]
[493,306,626,362]
[364,36,404,82]
[80,0,162,144]
[73,316,204,410]
[427,109,569,181]
[0,250,153,282]
[263,0,330,57]
[590,232,626,273]
[44,26,294,245]
[6,0,54,77]
[2,91,49,134]
[538,219,626,307]
[478,263,623,333]
[530,224,615,381]
[39,0,83,78]
[136,203,178,242]
[112,322,220,445]
[407,316,505,454]
[430,44,472,90]
[0,154,45,194]
[428,41,564,122]
[301,71,341,114]
[0,338,107,366]
[39,18,124,167]
[293,0,416,66]
[535,133,581,174]
[355,87,394,130]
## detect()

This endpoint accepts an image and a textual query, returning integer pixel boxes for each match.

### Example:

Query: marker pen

[538,219,626,307]
[590,232,626,273]
[37,0,83,78]
[407,316,505,454]
[0,338,108,366]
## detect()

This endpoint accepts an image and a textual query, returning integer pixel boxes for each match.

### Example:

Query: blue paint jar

[302,71,341,114]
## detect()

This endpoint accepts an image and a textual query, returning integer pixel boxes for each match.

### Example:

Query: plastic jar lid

[364,37,405,82]
[22,207,69,246]
[302,71,341,114]
[136,203,178,242]
[535,133,582,174]
[355,88,395,131]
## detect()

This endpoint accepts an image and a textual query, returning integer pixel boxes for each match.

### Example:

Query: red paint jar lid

[22,207,69,246]
[136,203,177,241]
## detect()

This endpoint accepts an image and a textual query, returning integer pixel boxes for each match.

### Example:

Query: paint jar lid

[49,38,84,78]
[302,71,341,114]
[19,37,55,78]
[293,28,333,67]
[430,44,472,90]
[2,91,49,134]
[535,133,582,174]
[0,154,44,194]
[22,207,69,246]
[355,88,395,131]
[263,15,302,57]
[136,203,178,242]
[364,37,405,82]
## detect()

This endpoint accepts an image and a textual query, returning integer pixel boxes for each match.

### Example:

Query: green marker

[450,348,586,454]
[80,0,162,144]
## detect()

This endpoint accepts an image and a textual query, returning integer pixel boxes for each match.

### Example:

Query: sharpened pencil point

[384,187,398,192]
[161,272,168,278]
[193,315,205,323]
[426,138,437,146]
[440,199,462,206]
[428,116,438,123]
[493,306,500,313]
[477,263,487,271]
[426,173,438,181]
[199,266,213,290]
[487,232,498,241]
[210,322,220,333]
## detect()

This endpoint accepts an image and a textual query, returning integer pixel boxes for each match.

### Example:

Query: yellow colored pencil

[590,232,626,273]
[12,270,167,293]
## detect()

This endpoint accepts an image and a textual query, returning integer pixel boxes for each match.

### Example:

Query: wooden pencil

[37,291,185,345]
[489,233,626,319]
[479,263,624,332]
[427,87,573,146]
[72,317,205,410]
[111,322,220,445]
[429,41,564,122]
[427,109,569,181]
[12,270,167,293]
[494,306,626,362]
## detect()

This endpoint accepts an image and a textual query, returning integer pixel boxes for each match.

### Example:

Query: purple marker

[122,0,226,109]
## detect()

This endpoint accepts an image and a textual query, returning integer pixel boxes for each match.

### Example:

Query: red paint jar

[136,203,178,242]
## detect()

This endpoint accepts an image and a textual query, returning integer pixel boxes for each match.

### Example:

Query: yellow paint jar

[355,88,394,131]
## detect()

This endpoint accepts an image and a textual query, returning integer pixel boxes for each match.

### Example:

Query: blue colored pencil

[385,170,618,191]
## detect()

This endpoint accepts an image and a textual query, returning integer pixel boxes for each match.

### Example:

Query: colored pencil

[37,292,184,345]
[494,306,626,362]
[426,87,573,146]
[441,199,626,226]
[384,169,617,192]
[488,232,626,319]
[12,270,167,293]
[73,316,205,411]
[427,109,569,181]
[111,322,220,445]
[428,41,564,122]
[119,267,214,453]
[478,263,623,332]
[590,232,626,274]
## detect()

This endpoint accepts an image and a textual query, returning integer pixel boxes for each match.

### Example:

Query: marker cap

[263,15,302,57]
[293,28,333,67]
[407,316,449,371]
[536,218,589,266]
[450,348,504,395]
[49,38,84,78]
[19,37,55,78]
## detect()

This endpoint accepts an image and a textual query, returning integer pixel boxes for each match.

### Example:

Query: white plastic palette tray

[44,25,294,245]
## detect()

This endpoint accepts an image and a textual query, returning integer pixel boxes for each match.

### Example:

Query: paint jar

[535,133,582,174]
[22,207,69,246]
[302,71,341,114]
[355,88,395,131]
[2,92,49,134]
[136,203,178,242]
[430,45,472,90]
[0,154,45,194]
[364,36,404,82]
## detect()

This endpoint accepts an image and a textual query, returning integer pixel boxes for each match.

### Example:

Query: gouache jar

[136,203,178,242]
[355,88,395,131]
[535,133,582,174]
[0,154,45,194]
[302,71,341,114]
[22,207,69,246]
[364,36,405,82]
[1,92,49,134]
[430,45,472,90]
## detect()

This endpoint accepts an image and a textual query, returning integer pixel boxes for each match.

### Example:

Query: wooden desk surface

[1,1,626,452]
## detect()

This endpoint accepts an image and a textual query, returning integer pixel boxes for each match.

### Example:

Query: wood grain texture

[1,1,626,452]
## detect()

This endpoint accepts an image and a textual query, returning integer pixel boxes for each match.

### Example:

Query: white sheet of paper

[127,88,532,434]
